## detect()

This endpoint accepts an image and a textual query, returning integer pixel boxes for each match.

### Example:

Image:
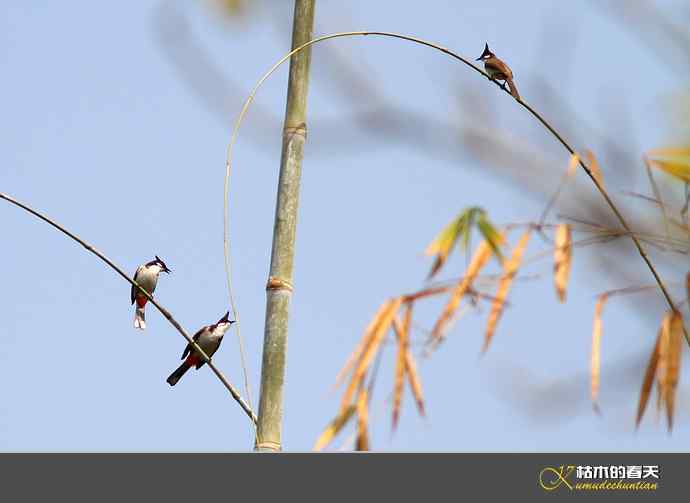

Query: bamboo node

[266,276,294,292]
[255,440,281,451]
[284,122,307,139]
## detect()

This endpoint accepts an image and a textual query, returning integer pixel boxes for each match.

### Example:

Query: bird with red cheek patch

[476,43,521,100]
[166,311,235,386]
[130,255,171,330]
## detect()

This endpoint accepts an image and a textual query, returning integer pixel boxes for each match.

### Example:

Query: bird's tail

[134,306,146,330]
[506,77,520,100]
[166,361,192,386]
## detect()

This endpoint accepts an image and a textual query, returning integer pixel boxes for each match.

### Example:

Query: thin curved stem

[224,177,253,421]
[223,31,681,345]
[1,192,257,426]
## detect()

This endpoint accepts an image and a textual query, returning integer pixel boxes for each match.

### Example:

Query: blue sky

[1,1,689,451]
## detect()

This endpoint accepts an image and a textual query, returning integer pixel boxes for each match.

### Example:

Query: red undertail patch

[135,295,148,308]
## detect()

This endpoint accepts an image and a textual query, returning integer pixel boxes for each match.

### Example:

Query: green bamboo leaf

[460,207,482,254]
[424,209,470,278]
[476,213,504,262]
[425,207,502,278]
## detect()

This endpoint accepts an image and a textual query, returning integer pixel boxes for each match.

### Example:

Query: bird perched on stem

[166,311,234,386]
[476,43,521,100]
[131,255,171,330]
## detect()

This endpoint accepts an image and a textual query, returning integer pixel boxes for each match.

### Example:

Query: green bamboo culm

[255,0,315,452]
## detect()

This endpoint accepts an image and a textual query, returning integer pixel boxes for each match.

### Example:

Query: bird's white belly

[136,268,159,294]
[196,332,221,356]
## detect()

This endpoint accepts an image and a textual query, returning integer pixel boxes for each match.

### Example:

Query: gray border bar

[0,453,683,501]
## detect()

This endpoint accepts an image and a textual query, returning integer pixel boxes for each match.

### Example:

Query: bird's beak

[164,267,172,274]
[475,56,483,61]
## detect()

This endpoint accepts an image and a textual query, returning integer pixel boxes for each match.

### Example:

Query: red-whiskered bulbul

[131,255,171,330]
[166,311,234,386]
[476,43,521,100]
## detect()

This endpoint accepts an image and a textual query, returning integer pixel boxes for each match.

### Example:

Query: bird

[131,255,171,330]
[476,43,521,100]
[166,311,234,386]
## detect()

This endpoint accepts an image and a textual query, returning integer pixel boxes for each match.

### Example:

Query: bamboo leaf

[400,303,424,416]
[334,302,391,389]
[462,207,483,254]
[636,334,661,429]
[476,213,504,263]
[566,153,580,178]
[424,207,497,278]
[429,235,504,350]
[647,147,690,158]
[313,405,356,451]
[646,146,690,183]
[482,229,531,353]
[355,387,370,451]
[657,310,684,432]
[648,158,690,184]
[401,303,412,343]
[553,224,572,302]
[391,312,409,431]
[403,285,453,302]
[585,150,604,188]
[655,375,663,416]
[590,294,609,413]
[424,212,467,279]
[340,297,402,412]
[404,346,425,417]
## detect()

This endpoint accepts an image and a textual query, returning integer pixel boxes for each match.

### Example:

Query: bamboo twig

[223,29,681,348]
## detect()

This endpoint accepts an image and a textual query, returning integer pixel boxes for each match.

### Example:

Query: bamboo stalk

[254,0,315,452]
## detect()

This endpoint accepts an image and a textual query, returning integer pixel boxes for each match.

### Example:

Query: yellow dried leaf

[636,334,661,429]
[646,146,690,184]
[334,302,391,389]
[554,224,572,302]
[401,303,412,342]
[403,285,453,303]
[391,310,410,431]
[648,159,690,183]
[429,235,504,349]
[585,150,604,188]
[657,310,684,432]
[340,297,403,412]
[566,153,580,178]
[590,294,608,412]
[313,405,356,451]
[483,229,531,353]
[405,347,425,417]
[646,147,690,159]
[355,388,370,451]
